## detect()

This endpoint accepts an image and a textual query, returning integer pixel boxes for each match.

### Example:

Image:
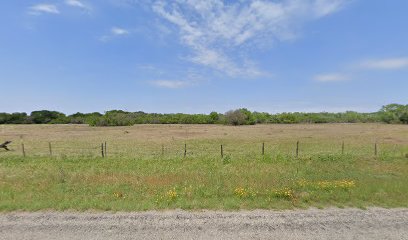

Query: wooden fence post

[21,143,26,157]
[20,135,25,157]
[184,143,187,158]
[49,142,52,157]
[221,144,224,158]
[101,143,104,158]
[262,142,265,156]
[296,141,299,158]
[375,142,378,156]
[104,141,107,158]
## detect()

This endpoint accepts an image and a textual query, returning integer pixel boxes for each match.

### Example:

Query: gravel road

[1,208,407,240]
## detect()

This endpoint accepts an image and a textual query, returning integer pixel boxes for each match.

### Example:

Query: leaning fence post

[49,142,52,157]
[296,141,299,158]
[221,144,224,158]
[101,143,104,158]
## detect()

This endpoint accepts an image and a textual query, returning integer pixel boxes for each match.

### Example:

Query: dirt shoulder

[1,208,407,240]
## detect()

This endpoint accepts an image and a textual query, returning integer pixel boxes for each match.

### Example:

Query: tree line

[0,104,407,126]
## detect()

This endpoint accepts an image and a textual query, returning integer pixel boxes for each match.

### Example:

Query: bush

[224,109,248,125]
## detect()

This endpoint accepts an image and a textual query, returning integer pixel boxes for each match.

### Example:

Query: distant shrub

[224,109,248,126]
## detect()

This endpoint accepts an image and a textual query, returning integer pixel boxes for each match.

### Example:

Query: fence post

[375,142,378,156]
[104,141,107,158]
[296,141,299,158]
[49,142,52,157]
[101,143,104,158]
[221,144,224,158]
[262,142,265,156]
[21,143,26,157]
[184,143,187,158]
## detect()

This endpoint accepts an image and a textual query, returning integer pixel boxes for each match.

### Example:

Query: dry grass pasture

[0,123,407,211]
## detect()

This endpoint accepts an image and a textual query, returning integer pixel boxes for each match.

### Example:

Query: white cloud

[99,27,130,42]
[314,73,349,82]
[150,70,204,89]
[152,0,350,77]
[29,4,60,15]
[111,27,130,35]
[360,57,408,70]
[189,47,267,78]
[150,80,192,89]
[313,0,350,17]
[314,56,408,83]
[65,0,91,10]
[313,57,408,82]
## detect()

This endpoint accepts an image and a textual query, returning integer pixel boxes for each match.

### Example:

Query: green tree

[379,104,408,123]
[29,110,66,124]
[209,111,220,124]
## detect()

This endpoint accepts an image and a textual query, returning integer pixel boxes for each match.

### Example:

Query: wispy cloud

[313,56,408,83]
[65,0,91,11]
[314,73,349,82]
[111,27,130,35]
[99,27,130,42]
[360,57,408,70]
[189,48,267,78]
[149,69,204,89]
[150,80,192,89]
[313,0,351,17]
[152,0,350,77]
[29,4,60,15]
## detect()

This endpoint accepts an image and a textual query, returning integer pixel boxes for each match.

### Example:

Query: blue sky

[0,0,407,114]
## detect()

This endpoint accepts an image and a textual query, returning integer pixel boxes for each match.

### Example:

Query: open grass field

[0,124,408,211]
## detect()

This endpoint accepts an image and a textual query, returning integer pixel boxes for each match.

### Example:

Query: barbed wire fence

[1,139,407,160]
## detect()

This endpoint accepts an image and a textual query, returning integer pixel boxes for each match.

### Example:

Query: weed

[272,187,295,200]
[223,155,231,164]
[166,188,178,200]
[58,165,66,184]
[113,191,125,199]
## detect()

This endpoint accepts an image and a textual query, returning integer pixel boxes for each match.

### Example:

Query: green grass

[1,124,407,211]
[1,152,407,211]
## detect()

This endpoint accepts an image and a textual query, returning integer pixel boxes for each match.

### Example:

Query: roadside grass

[0,152,407,211]
[0,124,407,211]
